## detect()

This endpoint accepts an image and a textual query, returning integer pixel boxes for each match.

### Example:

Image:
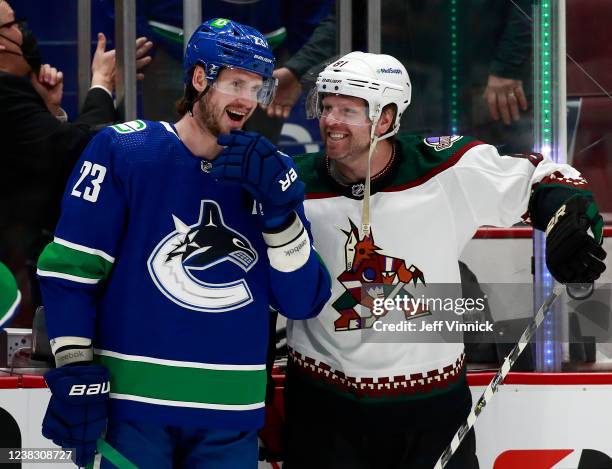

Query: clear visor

[211,69,277,105]
[305,89,371,126]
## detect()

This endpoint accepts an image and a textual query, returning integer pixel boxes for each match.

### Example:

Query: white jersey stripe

[161,121,178,138]
[54,237,115,263]
[36,269,101,285]
[110,393,265,411]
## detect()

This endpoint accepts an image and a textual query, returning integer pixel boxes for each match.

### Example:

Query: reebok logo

[285,239,307,256]
[62,351,85,360]
[56,350,88,366]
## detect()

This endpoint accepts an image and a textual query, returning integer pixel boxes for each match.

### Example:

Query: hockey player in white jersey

[282,51,607,468]
[36,19,331,468]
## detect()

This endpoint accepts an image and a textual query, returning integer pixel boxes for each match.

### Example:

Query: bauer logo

[254,54,273,64]
[279,167,298,192]
[377,67,402,74]
[68,382,110,396]
[147,200,258,313]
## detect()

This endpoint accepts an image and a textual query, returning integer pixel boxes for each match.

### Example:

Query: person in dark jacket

[0,0,152,323]
[265,0,533,145]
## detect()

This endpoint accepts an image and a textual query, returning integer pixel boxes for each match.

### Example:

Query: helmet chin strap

[361,111,382,238]
[361,105,399,238]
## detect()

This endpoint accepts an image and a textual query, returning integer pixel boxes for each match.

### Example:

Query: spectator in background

[264,9,336,120]
[466,0,533,149]
[0,0,152,325]
[265,0,533,153]
[380,0,534,150]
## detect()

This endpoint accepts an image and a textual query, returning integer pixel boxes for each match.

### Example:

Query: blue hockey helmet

[183,18,277,104]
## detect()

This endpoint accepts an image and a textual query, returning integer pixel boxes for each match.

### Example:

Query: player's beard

[196,92,223,138]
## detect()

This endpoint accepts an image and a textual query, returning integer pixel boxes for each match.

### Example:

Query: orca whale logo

[147,200,258,312]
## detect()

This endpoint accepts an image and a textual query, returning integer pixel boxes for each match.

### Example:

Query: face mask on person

[0,18,42,74]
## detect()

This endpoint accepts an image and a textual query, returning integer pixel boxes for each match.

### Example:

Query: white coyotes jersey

[288,134,588,398]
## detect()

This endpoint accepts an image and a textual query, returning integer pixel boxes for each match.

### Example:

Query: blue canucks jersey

[37,120,330,429]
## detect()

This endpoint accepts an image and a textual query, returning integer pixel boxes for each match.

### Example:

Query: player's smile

[222,100,253,130]
[322,123,352,158]
[224,105,250,125]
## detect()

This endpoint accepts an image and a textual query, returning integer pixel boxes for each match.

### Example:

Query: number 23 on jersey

[70,161,107,203]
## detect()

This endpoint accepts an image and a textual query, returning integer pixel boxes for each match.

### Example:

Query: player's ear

[376,104,396,137]
[191,65,208,93]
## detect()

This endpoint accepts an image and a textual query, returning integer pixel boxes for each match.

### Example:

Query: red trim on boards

[467,372,612,386]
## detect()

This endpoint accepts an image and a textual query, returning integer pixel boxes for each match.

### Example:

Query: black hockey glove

[212,130,305,229]
[545,195,607,283]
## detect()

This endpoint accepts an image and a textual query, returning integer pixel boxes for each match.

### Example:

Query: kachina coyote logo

[148,200,258,312]
[333,219,427,331]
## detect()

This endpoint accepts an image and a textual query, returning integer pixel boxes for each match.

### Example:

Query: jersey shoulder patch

[389,133,482,188]
[423,135,464,151]
[418,134,481,161]
[110,119,148,134]
[101,120,166,163]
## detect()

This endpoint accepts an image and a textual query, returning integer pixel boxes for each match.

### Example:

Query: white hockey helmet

[307,51,411,138]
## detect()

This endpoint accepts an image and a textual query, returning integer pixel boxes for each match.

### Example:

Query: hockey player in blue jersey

[36,18,331,468]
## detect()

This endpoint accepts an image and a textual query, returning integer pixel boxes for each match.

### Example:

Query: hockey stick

[432,282,565,469]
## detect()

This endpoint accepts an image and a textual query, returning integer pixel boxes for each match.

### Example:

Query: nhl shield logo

[351,183,365,198]
[201,160,213,173]
[147,200,258,313]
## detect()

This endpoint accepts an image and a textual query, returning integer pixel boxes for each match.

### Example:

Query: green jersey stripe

[37,241,113,282]
[0,290,20,328]
[95,349,266,371]
[96,353,267,406]
[54,237,115,263]
[0,262,19,325]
